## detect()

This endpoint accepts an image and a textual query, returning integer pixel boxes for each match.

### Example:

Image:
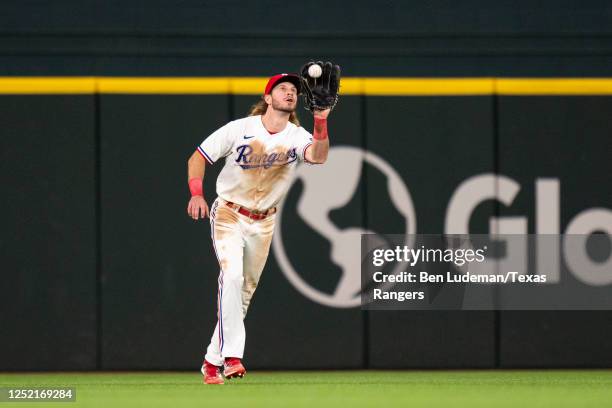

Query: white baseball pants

[204,197,275,365]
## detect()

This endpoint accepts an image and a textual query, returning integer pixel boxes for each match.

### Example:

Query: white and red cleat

[223,357,246,379]
[201,360,224,385]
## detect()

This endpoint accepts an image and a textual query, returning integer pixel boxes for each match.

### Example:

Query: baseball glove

[299,61,341,112]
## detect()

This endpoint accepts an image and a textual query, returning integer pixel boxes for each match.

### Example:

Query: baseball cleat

[201,360,224,385]
[223,357,246,379]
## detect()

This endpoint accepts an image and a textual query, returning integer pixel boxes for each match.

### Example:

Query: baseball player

[186,62,341,385]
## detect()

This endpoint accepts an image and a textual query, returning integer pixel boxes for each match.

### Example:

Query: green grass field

[1,371,612,407]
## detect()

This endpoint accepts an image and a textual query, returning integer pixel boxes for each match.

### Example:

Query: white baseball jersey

[197,115,314,211]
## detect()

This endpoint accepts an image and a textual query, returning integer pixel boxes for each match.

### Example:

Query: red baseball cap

[264,73,301,95]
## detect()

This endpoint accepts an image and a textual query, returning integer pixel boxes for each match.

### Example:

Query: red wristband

[313,117,328,140]
[188,178,203,197]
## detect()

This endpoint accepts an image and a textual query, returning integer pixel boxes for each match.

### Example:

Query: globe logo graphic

[272,146,416,308]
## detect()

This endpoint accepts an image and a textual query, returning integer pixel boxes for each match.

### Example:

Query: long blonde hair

[248,97,300,127]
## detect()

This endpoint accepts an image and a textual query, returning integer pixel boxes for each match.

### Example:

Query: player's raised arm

[186,150,209,220]
[306,108,331,164]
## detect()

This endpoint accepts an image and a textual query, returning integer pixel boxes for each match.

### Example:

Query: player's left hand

[313,108,331,119]
[299,60,340,113]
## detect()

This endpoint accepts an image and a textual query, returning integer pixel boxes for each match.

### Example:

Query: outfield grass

[1,370,612,407]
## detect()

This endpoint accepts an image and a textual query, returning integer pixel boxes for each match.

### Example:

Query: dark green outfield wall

[1,93,611,370]
[0,96,97,370]
[1,1,612,77]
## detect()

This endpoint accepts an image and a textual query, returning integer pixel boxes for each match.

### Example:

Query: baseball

[308,64,322,78]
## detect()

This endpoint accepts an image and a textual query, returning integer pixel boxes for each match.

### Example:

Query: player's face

[270,82,298,113]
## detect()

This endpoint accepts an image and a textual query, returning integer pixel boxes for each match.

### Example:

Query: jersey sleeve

[197,121,235,164]
[296,127,314,163]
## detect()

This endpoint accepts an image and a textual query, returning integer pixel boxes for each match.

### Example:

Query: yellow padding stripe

[97,77,231,94]
[362,78,495,95]
[2,77,612,95]
[0,77,96,94]
[496,78,612,95]
[228,77,269,94]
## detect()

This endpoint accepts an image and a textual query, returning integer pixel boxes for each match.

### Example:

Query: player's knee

[224,273,244,288]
